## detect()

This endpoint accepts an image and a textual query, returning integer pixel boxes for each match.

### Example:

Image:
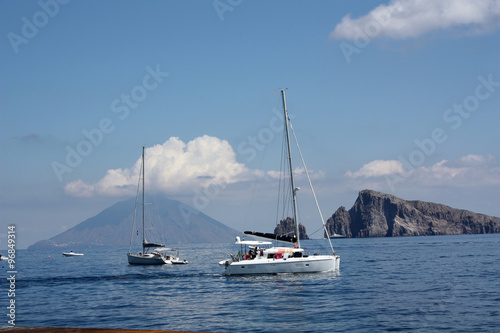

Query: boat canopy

[244,231,297,244]
[153,247,175,252]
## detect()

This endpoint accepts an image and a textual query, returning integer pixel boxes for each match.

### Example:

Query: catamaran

[219,90,340,275]
[127,146,188,265]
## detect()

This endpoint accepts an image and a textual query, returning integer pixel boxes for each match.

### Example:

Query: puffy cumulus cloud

[64,179,96,197]
[345,160,404,178]
[345,154,500,188]
[64,136,252,197]
[330,0,500,40]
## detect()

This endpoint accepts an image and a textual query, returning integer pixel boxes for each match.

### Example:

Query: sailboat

[219,90,340,275]
[127,146,188,265]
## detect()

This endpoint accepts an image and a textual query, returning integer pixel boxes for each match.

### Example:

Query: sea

[1,234,499,332]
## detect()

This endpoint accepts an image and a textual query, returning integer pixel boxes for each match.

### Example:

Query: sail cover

[143,242,164,248]
[243,231,297,244]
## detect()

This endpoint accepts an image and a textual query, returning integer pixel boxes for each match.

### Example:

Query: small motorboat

[62,251,84,257]
[0,254,8,261]
[171,258,189,265]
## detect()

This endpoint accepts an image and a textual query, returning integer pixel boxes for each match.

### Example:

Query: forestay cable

[289,121,335,255]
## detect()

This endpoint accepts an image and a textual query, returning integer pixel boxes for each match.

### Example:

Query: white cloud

[295,167,326,180]
[64,179,97,197]
[267,167,326,180]
[330,0,500,40]
[65,136,252,197]
[345,160,404,178]
[415,155,500,186]
[266,170,281,179]
[345,154,500,188]
[458,153,496,166]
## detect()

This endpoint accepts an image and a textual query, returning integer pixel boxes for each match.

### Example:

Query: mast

[142,145,146,254]
[281,89,301,249]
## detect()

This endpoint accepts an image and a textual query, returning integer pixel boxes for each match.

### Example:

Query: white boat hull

[127,253,167,265]
[62,252,84,257]
[171,259,188,265]
[223,254,340,275]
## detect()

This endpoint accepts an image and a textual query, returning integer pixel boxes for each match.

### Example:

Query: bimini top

[235,236,272,246]
[153,247,175,252]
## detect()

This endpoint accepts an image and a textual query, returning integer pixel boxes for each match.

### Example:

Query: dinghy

[62,251,84,257]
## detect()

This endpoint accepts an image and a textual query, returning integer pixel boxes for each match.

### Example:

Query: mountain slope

[29,195,240,249]
[325,190,500,238]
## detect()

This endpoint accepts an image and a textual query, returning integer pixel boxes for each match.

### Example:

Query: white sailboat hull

[127,253,167,265]
[223,254,340,275]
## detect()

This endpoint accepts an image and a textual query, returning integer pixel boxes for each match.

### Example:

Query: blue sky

[1,0,499,249]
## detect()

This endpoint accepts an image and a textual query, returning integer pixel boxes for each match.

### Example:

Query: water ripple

[3,235,500,332]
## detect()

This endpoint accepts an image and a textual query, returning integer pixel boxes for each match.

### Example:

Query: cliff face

[325,190,500,238]
[274,217,309,240]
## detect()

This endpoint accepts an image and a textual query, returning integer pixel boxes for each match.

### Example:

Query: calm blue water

[2,234,499,332]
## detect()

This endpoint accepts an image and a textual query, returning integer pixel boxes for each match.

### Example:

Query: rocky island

[274,217,309,240]
[325,190,500,238]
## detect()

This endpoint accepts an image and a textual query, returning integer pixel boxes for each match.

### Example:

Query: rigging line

[296,196,302,235]
[283,176,292,220]
[282,169,293,220]
[289,121,335,255]
[309,225,325,238]
[143,164,164,244]
[129,156,143,252]
[148,174,163,243]
[243,127,270,226]
[141,150,161,245]
[282,128,294,221]
[272,89,287,227]
[280,229,295,236]
[141,148,162,243]
[275,126,286,226]
[149,191,164,244]
[242,176,258,227]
